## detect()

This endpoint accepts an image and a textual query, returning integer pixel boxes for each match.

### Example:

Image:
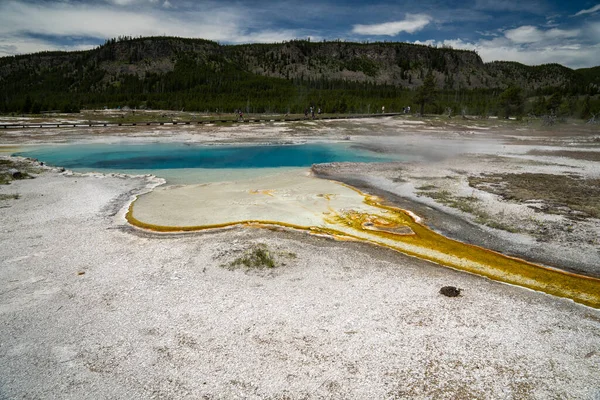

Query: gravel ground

[1,169,600,399]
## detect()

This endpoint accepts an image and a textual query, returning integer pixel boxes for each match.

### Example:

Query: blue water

[15,142,404,170]
[15,142,414,184]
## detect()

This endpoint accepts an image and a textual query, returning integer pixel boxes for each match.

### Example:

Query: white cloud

[504,25,580,44]
[574,4,600,16]
[544,14,561,28]
[230,30,312,44]
[0,44,18,55]
[414,32,600,69]
[545,27,581,39]
[588,21,600,36]
[413,39,437,46]
[476,30,500,37]
[477,41,600,69]
[0,36,97,57]
[0,2,170,38]
[0,0,306,56]
[504,26,543,43]
[352,14,431,36]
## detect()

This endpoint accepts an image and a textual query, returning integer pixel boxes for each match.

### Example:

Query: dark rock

[440,286,462,297]
[8,168,21,178]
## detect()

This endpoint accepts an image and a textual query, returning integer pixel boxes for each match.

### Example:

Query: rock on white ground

[0,172,599,399]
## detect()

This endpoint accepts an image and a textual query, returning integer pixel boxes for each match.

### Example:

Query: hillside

[0,36,598,115]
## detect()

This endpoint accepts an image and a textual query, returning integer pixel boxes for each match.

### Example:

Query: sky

[0,0,599,69]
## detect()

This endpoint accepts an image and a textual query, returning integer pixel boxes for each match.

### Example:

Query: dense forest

[1,36,599,118]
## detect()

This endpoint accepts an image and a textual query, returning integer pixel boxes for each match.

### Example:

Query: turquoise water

[16,142,408,169]
[15,142,413,183]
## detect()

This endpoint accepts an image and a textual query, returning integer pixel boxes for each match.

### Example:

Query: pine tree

[415,70,436,115]
[498,87,524,119]
[581,95,591,119]
[22,95,32,114]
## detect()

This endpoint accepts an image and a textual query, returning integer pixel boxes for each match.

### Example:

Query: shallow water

[15,142,415,183]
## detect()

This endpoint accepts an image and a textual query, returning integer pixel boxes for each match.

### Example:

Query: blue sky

[0,0,599,68]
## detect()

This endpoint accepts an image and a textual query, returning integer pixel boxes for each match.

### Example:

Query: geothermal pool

[13,140,600,308]
[15,142,413,183]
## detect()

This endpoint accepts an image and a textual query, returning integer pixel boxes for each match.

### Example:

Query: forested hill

[1,36,599,115]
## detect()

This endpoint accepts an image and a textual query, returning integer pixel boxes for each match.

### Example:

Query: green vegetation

[0,193,20,200]
[0,171,32,184]
[414,70,437,115]
[1,36,599,118]
[416,187,519,233]
[416,189,480,214]
[345,56,379,77]
[416,184,437,190]
[469,173,600,219]
[0,159,37,185]
[474,213,520,233]
[498,86,524,119]
[224,243,296,270]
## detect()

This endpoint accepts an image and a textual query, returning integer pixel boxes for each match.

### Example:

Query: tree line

[1,41,598,119]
